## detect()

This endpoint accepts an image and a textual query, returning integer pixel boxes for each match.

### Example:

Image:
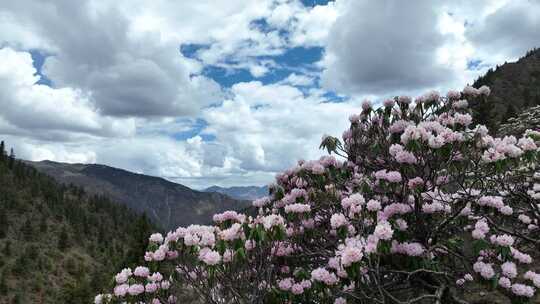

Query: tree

[123,213,153,267]
[57,226,70,251]
[97,86,540,303]
[39,216,48,234]
[0,140,5,163]
[8,148,15,169]
[21,218,34,241]
[0,271,8,295]
[3,241,11,256]
[0,209,8,239]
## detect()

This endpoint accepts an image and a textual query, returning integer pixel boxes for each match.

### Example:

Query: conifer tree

[3,241,11,256]
[58,226,70,250]
[0,271,8,295]
[8,148,15,169]
[0,208,7,239]
[0,140,5,163]
[21,218,34,241]
[39,216,47,234]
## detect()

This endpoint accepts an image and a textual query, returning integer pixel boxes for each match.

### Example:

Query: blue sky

[0,0,538,188]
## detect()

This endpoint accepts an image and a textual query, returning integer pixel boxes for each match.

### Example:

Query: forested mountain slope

[0,142,154,303]
[28,160,250,231]
[471,48,540,132]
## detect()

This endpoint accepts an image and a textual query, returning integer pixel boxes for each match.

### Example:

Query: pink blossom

[524,271,540,288]
[407,177,424,189]
[128,284,145,296]
[499,277,512,289]
[491,234,514,247]
[366,199,381,211]
[453,113,472,126]
[391,241,425,256]
[511,248,532,264]
[501,262,517,278]
[219,223,243,241]
[395,218,408,231]
[395,150,418,164]
[252,197,270,207]
[519,214,532,224]
[334,297,347,304]
[389,120,411,133]
[115,268,131,284]
[518,137,537,151]
[473,261,495,279]
[149,233,164,244]
[341,246,363,267]
[362,99,372,111]
[330,213,348,229]
[499,205,513,215]
[113,284,129,297]
[311,268,338,285]
[145,282,159,293]
[134,266,150,277]
[198,248,221,265]
[213,210,246,224]
[383,98,395,107]
[398,96,412,104]
[463,86,479,96]
[278,278,292,291]
[291,283,304,295]
[452,99,468,109]
[262,214,285,230]
[374,221,393,240]
[478,85,491,96]
[446,90,461,100]
[511,284,535,297]
[149,272,163,282]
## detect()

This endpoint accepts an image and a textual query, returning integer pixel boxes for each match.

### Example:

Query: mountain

[471,47,540,132]
[204,185,268,201]
[26,160,250,231]
[0,142,154,303]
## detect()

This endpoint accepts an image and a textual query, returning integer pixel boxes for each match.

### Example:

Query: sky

[0,0,538,189]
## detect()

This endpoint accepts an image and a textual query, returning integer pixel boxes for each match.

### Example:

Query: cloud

[202,81,361,174]
[1,0,539,190]
[280,73,315,86]
[465,1,540,61]
[0,47,134,141]
[288,1,340,47]
[0,0,222,118]
[321,0,458,96]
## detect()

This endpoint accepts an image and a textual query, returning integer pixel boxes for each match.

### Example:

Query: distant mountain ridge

[26,160,250,231]
[204,185,268,200]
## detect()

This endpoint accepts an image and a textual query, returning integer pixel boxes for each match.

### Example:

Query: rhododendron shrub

[96,86,540,304]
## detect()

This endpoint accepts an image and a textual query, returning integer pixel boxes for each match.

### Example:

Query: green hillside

[471,48,540,132]
[0,141,155,303]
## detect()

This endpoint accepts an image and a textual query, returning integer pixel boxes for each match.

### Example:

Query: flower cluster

[97,86,540,303]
